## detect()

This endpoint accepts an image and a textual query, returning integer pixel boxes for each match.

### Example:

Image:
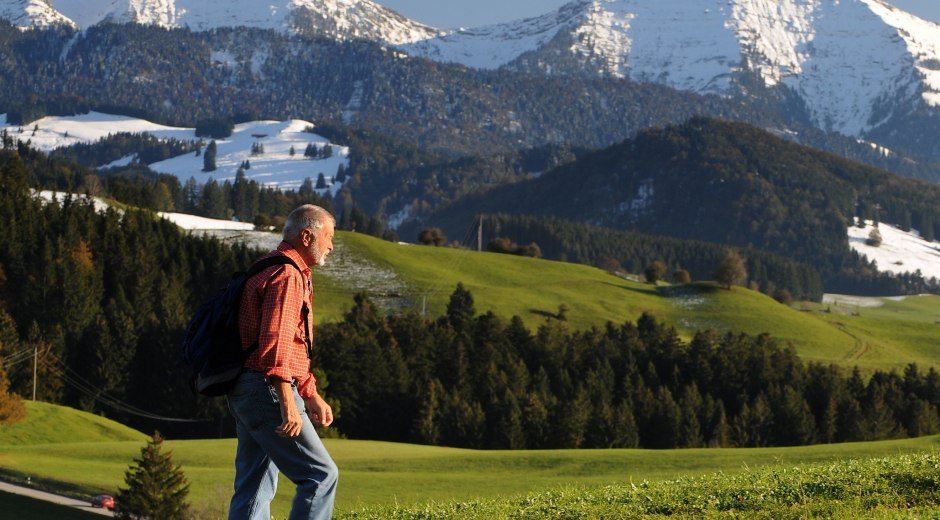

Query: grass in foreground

[341,451,940,519]
[3,405,939,516]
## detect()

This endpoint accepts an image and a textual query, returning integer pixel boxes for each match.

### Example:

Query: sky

[378,0,940,28]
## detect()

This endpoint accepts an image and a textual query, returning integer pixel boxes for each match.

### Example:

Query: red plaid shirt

[239,241,317,399]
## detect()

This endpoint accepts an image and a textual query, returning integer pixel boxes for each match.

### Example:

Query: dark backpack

[182,254,301,396]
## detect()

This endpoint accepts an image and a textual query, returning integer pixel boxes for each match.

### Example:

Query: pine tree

[917,212,935,242]
[202,140,217,172]
[315,173,327,189]
[446,283,475,332]
[116,432,190,520]
[289,145,296,156]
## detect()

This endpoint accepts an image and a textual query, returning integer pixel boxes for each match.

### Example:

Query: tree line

[315,286,940,449]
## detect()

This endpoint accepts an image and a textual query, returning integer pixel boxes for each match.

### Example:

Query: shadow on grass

[529,309,561,320]
[657,282,726,298]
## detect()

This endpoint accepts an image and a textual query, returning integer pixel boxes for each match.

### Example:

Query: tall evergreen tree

[446,283,475,332]
[116,432,190,520]
[202,140,217,172]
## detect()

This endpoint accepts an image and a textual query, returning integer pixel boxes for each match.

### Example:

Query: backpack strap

[245,254,302,279]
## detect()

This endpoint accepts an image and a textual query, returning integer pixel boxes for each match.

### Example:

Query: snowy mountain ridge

[404,0,940,137]
[1,0,438,44]
[3,0,939,139]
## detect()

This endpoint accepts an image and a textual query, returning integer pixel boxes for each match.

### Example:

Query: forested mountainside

[408,118,940,293]
[2,22,940,185]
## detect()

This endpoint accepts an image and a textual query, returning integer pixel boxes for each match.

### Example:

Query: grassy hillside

[314,232,938,371]
[0,401,146,446]
[2,435,939,515]
[802,295,940,369]
[2,416,937,516]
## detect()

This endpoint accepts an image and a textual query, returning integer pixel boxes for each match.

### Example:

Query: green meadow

[2,402,940,517]
[313,232,938,371]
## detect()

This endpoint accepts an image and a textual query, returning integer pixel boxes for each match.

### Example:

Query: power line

[2,349,34,367]
[43,356,210,423]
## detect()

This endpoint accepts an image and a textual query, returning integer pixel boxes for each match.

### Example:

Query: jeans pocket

[232,383,282,432]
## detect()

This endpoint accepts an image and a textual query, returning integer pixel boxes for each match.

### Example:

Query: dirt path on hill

[0,480,113,517]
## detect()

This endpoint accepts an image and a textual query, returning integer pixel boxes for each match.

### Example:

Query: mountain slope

[408,118,940,284]
[2,0,939,159]
[405,0,940,139]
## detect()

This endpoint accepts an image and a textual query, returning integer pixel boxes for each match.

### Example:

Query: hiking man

[227,204,338,520]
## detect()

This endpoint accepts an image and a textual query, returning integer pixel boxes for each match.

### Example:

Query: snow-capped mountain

[3,0,938,141]
[4,0,438,44]
[0,0,70,27]
[404,0,940,137]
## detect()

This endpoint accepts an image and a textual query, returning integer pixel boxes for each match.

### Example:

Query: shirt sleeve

[296,373,318,399]
[257,267,305,384]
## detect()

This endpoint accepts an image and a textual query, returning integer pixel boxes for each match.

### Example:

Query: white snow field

[848,220,940,280]
[1,112,349,193]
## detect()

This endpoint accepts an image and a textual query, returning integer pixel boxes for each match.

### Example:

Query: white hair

[283,204,335,241]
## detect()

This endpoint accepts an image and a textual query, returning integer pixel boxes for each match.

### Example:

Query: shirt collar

[277,241,312,276]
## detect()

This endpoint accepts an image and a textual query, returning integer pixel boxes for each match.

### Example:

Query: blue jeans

[227,372,338,520]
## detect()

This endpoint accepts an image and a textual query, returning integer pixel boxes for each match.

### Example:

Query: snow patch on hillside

[0,112,349,193]
[150,119,349,193]
[36,190,111,213]
[157,212,256,231]
[0,112,191,150]
[848,220,940,280]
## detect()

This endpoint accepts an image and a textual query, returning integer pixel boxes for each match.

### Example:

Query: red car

[91,494,115,510]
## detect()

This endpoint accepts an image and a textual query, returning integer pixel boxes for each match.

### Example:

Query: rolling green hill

[314,231,940,371]
[0,401,145,446]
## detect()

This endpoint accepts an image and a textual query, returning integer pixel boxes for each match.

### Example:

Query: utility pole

[477,214,483,252]
[32,344,37,401]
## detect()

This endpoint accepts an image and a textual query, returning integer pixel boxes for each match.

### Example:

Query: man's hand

[304,392,334,427]
[274,381,303,438]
